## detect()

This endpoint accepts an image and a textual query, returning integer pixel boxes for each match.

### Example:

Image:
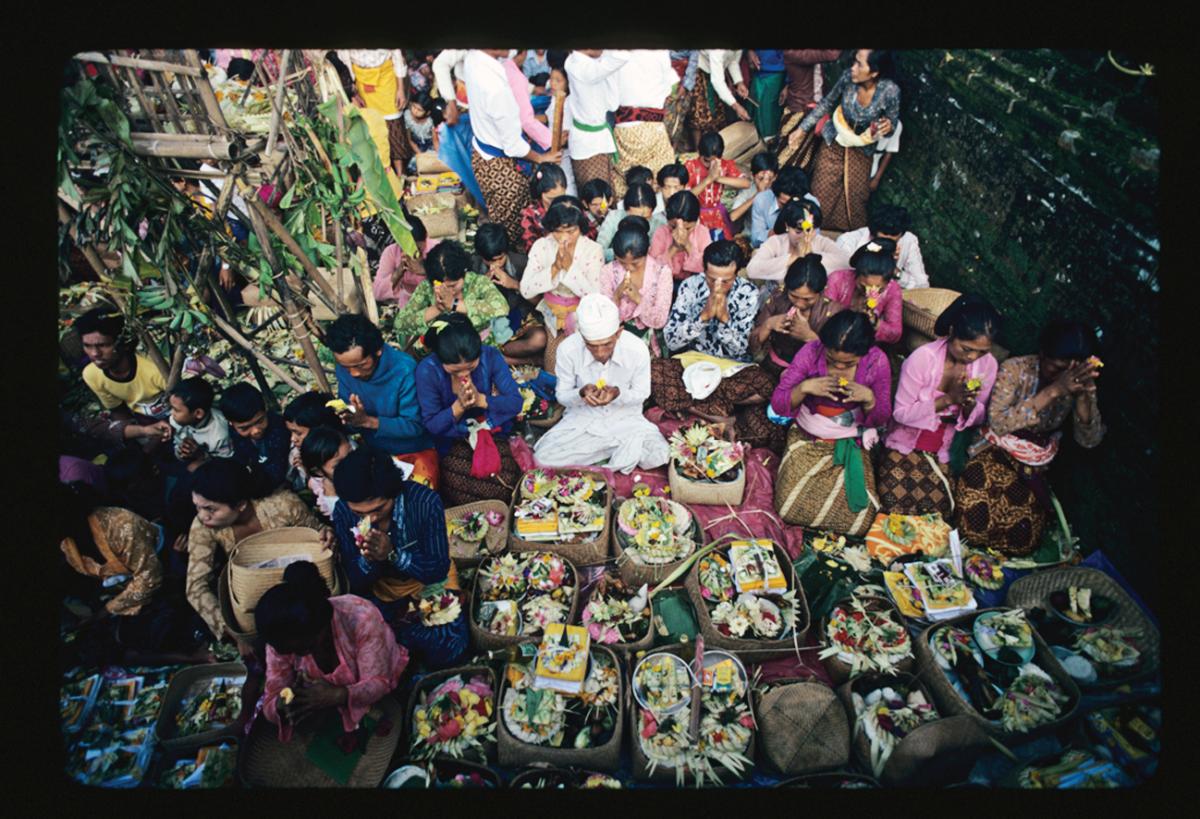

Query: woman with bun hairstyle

[598,217,674,348]
[414,312,525,505]
[878,295,1000,517]
[259,560,408,743]
[331,447,467,668]
[186,458,332,645]
[518,162,570,253]
[751,252,845,381]
[823,236,904,344]
[519,195,605,338]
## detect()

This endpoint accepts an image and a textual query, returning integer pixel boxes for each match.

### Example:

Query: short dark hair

[191,457,273,506]
[750,152,779,175]
[326,314,384,357]
[425,240,473,284]
[772,166,810,200]
[579,178,613,205]
[546,49,569,71]
[254,561,334,654]
[780,199,823,231]
[1039,319,1098,361]
[425,311,482,364]
[784,254,828,293]
[543,196,590,232]
[612,223,651,259]
[698,131,724,158]
[703,239,742,271]
[656,163,688,188]
[818,309,876,356]
[283,391,342,431]
[622,182,656,212]
[410,89,433,110]
[528,71,550,88]
[170,376,215,414]
[333,446,408,504]
[624,165,654,188]
[665,190,701,222]
[935,294,1001,341]
[300,426,349,476]
[218,382,267,423]
[530,162,568,200]
[864,49,898,80]
[849,238,898,280]
[75,305,124,341]
[473,222,509,261]
[868,203,911,237]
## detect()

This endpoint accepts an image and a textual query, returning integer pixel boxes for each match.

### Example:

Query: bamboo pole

[209,312,306,394]
[354,246,379,325]
[266,50,292,157]
[551,89,565,153]
[148,69,188,134]
[129,133,243,160]
[182,50,230,131]
[74,52,204,77]
[120,65,165,132]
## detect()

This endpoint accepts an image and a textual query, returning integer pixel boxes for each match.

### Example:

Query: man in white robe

[533,294,669,473]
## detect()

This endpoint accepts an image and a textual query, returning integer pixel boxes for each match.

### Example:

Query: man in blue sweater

[325,314,439,488]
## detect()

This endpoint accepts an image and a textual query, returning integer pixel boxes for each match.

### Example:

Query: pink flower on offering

[640,710,659,739]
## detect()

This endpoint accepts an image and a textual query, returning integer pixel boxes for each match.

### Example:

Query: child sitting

[578,177,613,240]
[167,377,234,473]
[403,90,439,173]
[218,382,292,491]
[283,391,344,493]
[730,151,778,243]
[518,162,569,253]
[655,162,689,215]
[684,131,750,240]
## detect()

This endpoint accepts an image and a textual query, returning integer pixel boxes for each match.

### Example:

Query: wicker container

[469,554,581,651]
[239,694,403,787]
[754,674,850,776]
[668,460,746,507]
[836,671,989,787]
[508,468,612,566]
[406,192,459,238]
[403,665,499,764]
[383,756,502,789]
[221,561,346,646]
[414,152,453,175]
[527,403,563,430]
[444,500,509,570]
[1005,566,1160,685]
[719,121,766,172]
[580,573,656,660]
[155,662,248,753]
[901,287,961,340]
[612,498,705,589]
[507,765,575,788]
[686,540,810,660]
[913,608,1082,740]
[227,528,336,633]
[496,643,624,772]
[819,595,916,686]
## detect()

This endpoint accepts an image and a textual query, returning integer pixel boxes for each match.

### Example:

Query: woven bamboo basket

[1005,566,1160,685]
[913,608,1081,740]
[444,500,509,570]
[227,528,336,633]
[406,192,458,239]
[753,674,850,776]
[685,540,810,660]
[507,765,576,788]
[668,460,746,507]
[612,497,705,588]
[496,643,625,772]
[238,694,403,788]
[508,468,612,566]
[403,664,499,764]
[836,671,989,787]
[819,595,916,686]
[580,572,656,660]
[382,756,502,789]
[901,287,961,340]
[526,403,564,430]
[628,644,757,784]
[221,561,346,646]
[156,662,248,753]
[469,554,581,651]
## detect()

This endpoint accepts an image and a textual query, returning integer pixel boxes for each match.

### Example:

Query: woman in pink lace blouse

[598,218,673,350]
[824,237,903,345]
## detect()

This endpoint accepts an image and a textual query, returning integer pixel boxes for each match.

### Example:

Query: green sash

[572,117,619,163]
[833,437,868,512]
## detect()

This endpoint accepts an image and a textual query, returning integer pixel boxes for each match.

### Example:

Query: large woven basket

[612,498,706,588]
[508,468,612,566]
[719,121,766,173]
[913,608,1081,740]
[227,528,336,633]
[1005,566,1160,686]
[469,554,581,651]
[819,595,916,686]
[383,756,502,789]
[685,540,810,660]
[496,643,624,772]
[580,573,656,660]
[156,662,249,753]
[238,694,403,788]
[753,674,850,776]
[221,561,347,646]
[901,287,961,340]
[406,191,459,239]
[836,671,988,787]
[526,403,564,430]
[444,500,509,570]
[404,664,498,764]
[668,460,746,507]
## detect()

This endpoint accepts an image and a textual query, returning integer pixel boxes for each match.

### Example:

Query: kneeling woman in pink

[879,295,1000,518]
[598,217,673,353]
[824,238,904,345]
[259,561,408,743]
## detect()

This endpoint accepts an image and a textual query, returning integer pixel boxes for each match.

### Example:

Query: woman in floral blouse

[956,320,1105,556]
[519,196,605,339]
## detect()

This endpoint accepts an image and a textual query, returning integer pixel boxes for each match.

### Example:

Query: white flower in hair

[866,242,883,253]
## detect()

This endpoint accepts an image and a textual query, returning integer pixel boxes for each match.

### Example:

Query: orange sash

[372,559,460,603]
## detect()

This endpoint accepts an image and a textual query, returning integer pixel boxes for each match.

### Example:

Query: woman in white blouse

[519,197,605,339]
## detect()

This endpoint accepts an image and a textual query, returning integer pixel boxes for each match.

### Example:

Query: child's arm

[869,152,894,192]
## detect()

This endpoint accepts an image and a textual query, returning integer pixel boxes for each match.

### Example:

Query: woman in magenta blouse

[879,295,1000,518]
[598,218,674,353]
[824,237,904,345]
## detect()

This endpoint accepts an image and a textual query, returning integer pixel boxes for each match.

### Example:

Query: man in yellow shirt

[76,307,173,450]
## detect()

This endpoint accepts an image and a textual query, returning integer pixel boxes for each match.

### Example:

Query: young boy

[217,382,291,490]
[655,163,689,215]
[684,131,750,241]
[578,178,613,240]
[168,377,234,472]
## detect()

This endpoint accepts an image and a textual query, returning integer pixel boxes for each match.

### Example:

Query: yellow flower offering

[1087,356,1103,369]
[800,219,813,231]
[325,399,351,414]
[280,687,295,705]
[966,378,982,392]
[866,298,878,309]
[596,378,607,389]
[434,280,443,288]
[838,377,850,388]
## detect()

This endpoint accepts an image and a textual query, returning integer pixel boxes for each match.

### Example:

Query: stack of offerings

[667,422,746,506]
[612,489,702,587]
[62,669,169,787]
[470,552,579,649]
[155,662,248,752]
[510,469,611,565]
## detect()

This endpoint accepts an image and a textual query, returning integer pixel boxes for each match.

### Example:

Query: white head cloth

[576,294,620,341]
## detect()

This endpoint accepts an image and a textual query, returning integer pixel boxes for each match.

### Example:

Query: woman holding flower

[330,447,468,669]
[879,295,1001,518]
[956,319,1105,556]
[258,560,408,743]
[520,196,606,339]
[771,311,892,535]
[598,219,674,349]
[824,237,904,345]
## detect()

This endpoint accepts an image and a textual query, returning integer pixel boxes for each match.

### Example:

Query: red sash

[615,106,666,124]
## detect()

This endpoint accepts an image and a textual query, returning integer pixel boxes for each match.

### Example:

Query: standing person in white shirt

[430,48,486,211]
[687,50,752,151]
[835,203,928,290]
[611,49,679,199]
[463,49,563,246]
[533,294,669,473]
[564,49,631,191]
[336,50,408,175]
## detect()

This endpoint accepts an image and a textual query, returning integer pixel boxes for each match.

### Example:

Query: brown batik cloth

[471,150,533,246]
[612,122,676,199]
[954,446,1047,557]
[877,449,955,519]
[571,153,614,190]
[650,358,776,446]
[387,117,414,170]
[809,140,872,233]
[438,436,522,507]
[686,70,730,135]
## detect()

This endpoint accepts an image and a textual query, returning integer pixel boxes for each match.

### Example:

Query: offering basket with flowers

[667,422,747,506]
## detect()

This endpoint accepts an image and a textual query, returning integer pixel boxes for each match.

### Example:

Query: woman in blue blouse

[330,446,467,670]
[414,312,525,505]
